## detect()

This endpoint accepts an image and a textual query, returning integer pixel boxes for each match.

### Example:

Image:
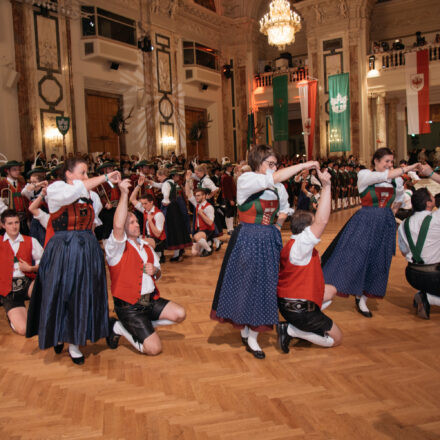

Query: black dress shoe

[169,256,180,262]
[355,298,373,318]
[414,291,430,319]
[276,322,292,354]
[241,337,248,346]
[106,318,120,349]
[245,342,265,359]
[200,249,213,257]
[70,355,85,365]
[53,343,64,354]
[159,255,166,264]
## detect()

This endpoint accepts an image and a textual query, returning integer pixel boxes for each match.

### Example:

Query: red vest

[277,239,325,308]
[196,202,215,231]
[0,178,28,213]
[142,207,166,241]
[360,181,396,208]
[50,201,95,232]
[109,240,160,304]
[0,235,36,296]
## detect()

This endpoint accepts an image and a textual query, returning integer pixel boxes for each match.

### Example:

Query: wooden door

[185,106,209,159]
[86,92,121,157]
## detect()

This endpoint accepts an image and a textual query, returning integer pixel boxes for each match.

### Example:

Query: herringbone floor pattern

[1,208,439,439]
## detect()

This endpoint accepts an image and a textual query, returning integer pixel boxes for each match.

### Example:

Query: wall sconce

[160,135,176,149]
[44,127,62,141]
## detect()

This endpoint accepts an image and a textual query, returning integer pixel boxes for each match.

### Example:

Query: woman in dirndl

[321,148,420,318]
[26,158,120,364]
[211,144,318,359]
[156,168,192,262]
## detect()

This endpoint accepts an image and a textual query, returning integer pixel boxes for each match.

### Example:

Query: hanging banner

[265,114,274,147]
[298,80,317,160]
[405,49,430,135]
[328,73,351,152]
[273,74,289,141]
[247,112,255,150]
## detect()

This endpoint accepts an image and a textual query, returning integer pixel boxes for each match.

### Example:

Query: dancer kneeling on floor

[0,209,43,335]
[276,168,342,353]
[185,170,215,257]
[398,186,440,319]
[105,178,186,355]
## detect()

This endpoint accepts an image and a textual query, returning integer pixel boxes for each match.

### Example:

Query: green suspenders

[404,215,433,264]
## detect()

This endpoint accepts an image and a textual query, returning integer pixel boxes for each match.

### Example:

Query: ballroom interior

[1,2,440,439]
[1,0,439,165]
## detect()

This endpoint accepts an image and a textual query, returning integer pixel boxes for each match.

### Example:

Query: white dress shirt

[357,169,404,205]
[237,172,291,215]
[105,231,160,294]
[398,209,440,264]
[289,227,321,266]
[3,233,43,277]
[199,175,218,193]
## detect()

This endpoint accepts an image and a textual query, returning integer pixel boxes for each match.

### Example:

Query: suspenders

[404,214,433,264]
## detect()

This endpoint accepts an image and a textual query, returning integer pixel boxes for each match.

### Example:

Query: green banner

[273,74,288,141]
[329,73,350,152]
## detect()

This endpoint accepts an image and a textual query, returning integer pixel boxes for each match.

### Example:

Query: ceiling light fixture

[259,0,301,51]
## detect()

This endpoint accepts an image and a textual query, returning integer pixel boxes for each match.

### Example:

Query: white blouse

[357,169,404,204]
[237,172,290,214]
[46,180,103,226]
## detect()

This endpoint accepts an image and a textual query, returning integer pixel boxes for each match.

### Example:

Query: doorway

[185,106,209,159]
[85,91,124,157]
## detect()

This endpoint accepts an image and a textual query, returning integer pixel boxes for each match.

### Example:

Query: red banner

[405,50,430,135]
[298,80,317,159]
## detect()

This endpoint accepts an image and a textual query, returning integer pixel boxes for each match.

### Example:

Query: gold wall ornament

[259,0,301,51]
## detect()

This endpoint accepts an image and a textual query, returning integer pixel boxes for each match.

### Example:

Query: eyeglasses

[264,160,278,169]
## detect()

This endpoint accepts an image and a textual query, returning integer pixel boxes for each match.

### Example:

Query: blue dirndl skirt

[211,223,282,331]
[26,230,109,349]
[29,217,46,247]
[321,206,396,298]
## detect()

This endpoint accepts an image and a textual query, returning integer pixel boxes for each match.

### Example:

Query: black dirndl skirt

[211,223,282,331]
[162,201,192,250]
[26,229,109,349]
[322,206,396,298]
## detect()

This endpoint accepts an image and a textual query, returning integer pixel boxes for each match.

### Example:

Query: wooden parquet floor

[1,208,440,440]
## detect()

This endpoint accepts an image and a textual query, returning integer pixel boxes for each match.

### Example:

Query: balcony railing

[254,67,309,89]
[368,43,440,73]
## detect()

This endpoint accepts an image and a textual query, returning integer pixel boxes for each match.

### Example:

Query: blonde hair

[195,164,207,174]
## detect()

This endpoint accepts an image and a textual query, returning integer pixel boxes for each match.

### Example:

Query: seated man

[398,187,440,319]
[105,179,185,355]
[0,209,43,334]
[276,169,342,353]
[130,175,166,263]
[185,171,215,257]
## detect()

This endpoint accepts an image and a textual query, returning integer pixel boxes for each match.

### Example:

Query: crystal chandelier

[259,0,301,50]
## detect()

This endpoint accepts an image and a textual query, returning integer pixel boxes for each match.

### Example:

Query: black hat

[0,160,23,171]
[96,161,116,172]
[47,162,64,178]
[133,160,151,169]
[27,166,47,177]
